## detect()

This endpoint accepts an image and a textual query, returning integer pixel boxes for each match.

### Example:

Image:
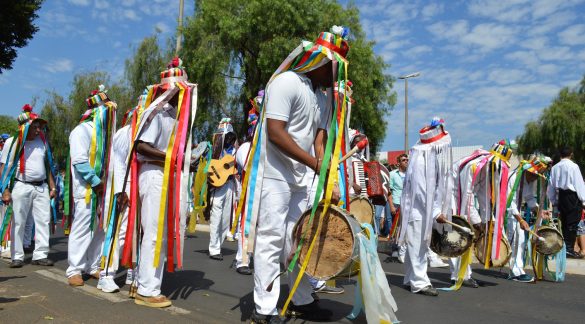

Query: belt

[15,179,46,186]
[142,160,165,168]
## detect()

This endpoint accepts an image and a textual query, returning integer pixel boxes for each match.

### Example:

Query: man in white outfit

[399,117,452,297]
[249,27,349,323]
[208,120,237,260]
[507,155,551,282]
[2,105,56,268]
[66,88,116,286]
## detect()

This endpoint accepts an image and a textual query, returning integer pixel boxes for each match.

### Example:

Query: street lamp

[398,72,421,152]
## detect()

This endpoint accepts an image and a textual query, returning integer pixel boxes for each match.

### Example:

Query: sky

[1,0,584,152]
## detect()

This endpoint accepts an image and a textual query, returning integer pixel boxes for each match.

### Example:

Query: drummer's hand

[390,204,397,215]
[542,210,552,220]
[331,182,341,205]
[351,182,361,194]
[436,214,447,224]
[519,219,530,231]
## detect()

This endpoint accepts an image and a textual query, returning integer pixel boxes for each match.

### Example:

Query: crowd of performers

[1,25,585,324]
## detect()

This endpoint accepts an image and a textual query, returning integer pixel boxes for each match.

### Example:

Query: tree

[0,115,18,135]
[40,71,133,167]
[0,0,43,73]
[181,0,395,150]
[517,74,585,170]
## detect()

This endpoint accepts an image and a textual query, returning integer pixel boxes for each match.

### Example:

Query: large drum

[535,225,564,255]
[293,204,361,280]
[430,215,474,258]
[349,197,374,225]
[474,233,512,268]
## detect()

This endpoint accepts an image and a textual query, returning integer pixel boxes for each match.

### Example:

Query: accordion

[352,160,386,205]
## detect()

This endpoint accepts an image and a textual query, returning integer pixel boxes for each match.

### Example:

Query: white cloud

[124,9,140,21]
[558,24,585,46]
[95,0,109,10]
[467,0,531,22]
[43,59,74,73]
[403,45,432,57]
[487,68,531,85]
[68,0,90,6]
[427,20,468,40]
[537,46,573,61]
[421,3,444,20]
[505,51,540,67]
[519,37,548,50]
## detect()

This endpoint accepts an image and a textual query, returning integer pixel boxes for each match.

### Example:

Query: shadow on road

[0,275,26,283]
[0,297,19,304]
[161,270,214,300]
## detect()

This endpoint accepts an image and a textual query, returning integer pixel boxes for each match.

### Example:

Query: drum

[535,225,564,255]
[430,215,474,258]
[349,197,374,225]
[474,233,512,268]
[293,204,362,280]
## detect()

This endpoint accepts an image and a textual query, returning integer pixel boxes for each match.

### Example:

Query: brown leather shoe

[68,275,84,287]
[89,271,100,280]
[134,294,172,308]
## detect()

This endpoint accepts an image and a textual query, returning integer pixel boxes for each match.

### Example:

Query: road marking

[35,268,192,315]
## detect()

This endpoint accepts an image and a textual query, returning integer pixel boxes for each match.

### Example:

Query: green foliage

[40,72,132,168]
[181,0,395,150]
[518,74,585,170]
[0,0,43,73]
[0,115,18,135]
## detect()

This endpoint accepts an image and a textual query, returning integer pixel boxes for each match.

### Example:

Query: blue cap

[1,134,9,140]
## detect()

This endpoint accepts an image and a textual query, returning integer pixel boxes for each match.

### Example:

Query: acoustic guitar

[208,154,237,187]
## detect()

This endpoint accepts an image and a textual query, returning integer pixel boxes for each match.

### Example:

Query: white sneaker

[125,269,135,285]
[97,276,120,293]
[1,248,11,259]
[397,255,405,264]
[226,236,235,242]
[429,258,449,268]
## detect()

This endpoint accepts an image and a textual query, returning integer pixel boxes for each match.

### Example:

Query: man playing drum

[248,27,348,323]
[507,155,552,282]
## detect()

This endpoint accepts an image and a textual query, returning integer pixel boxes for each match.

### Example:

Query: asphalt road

[1,228,584,323]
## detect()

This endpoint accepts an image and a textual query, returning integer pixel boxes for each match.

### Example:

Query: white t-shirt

[0,136,47,182]
[137,103,177,162]
[263,71,330,185]
[69,122,94,199]
[113,125,131,194]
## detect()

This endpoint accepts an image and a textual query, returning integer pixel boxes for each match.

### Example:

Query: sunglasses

[400,159,408,162]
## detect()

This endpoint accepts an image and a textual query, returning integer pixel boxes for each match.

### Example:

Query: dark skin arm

[136,141,166,161]
[48,172,56,199]
[267,119,319,172]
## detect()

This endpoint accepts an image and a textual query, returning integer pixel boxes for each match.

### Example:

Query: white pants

[208,182,234,255]
[137,164,166,297]
[507,218,526,277]
[403,219,432,292]
[448,257,472,281]
[67,197,105,277]
[11,182,51,261]
[23,212,34,248]
[254,178,313,315]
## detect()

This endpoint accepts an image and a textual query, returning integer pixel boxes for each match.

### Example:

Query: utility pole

[175,0,184,55]
[398,72,421,152]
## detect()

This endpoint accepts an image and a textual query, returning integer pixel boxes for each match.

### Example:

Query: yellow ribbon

[153,84,185,267]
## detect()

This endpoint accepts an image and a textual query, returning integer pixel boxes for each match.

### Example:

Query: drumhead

[430,215,473,258]
[349,197,374,225]
[294,205,358,280]
[474,234,511,268]
[536,226,564,255]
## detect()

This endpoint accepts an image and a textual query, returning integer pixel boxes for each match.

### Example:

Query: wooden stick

[443,220,472,234]
[526,228,546,242]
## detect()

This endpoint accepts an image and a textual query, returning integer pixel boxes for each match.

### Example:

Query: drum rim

[473,233,512,267]
[535,225,564,255]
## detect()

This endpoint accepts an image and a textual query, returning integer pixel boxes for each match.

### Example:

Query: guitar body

[208,154,236,187]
